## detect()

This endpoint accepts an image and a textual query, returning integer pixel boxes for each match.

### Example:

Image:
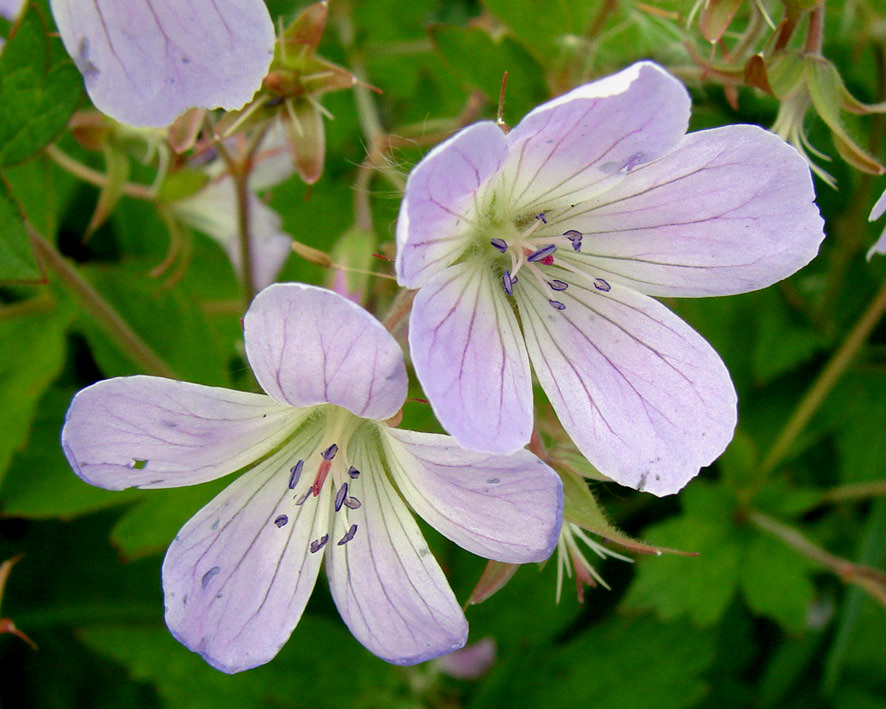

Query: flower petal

[518,273,736,496]
[50,0,274,127]
[163,433,327,674]
[61,375,302,491]
[324,430,467,664]
[382,429,562,563]
[870,186,886,222]
[409,262,533,454]
[245,284,408,420]
[498,61,690,215]
[396,121,509,289]
[174,177,291,291]
[564,125,825,297]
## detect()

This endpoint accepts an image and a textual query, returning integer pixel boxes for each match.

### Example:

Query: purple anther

[563,229,582,251]
[502,270,514,296]
[337,524,358,546]
[310,534,329,554]
[535,213,547,224]
[288,460,303,489]
[321,443,338,461]
[295,491,311,506]
[274,514,289,528]
[334,482,349,512]
[490,238,508,253]
[201,566,220,589]
[548,299,566,311]
[593,278,611,292]
[548,280,568,292]
[347,466,360,479]
[344,496,362,510]
[527,244,557,262]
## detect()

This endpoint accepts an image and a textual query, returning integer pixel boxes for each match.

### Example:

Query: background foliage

[1,0,885,707]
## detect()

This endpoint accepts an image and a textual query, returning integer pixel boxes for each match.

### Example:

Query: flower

[867,187,886,261]
[50,0,275,127]
[171,121,294,290]
[61,284,562,673]
[555,522,632,603]
[396,61,825,496]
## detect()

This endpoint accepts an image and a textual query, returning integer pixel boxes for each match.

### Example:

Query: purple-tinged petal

[163,438,327,674]
[518,273,736,496]
[409,262,532,454]
[867,187,886,261]
[498,62,690,215]
[383,429,562,563]
[245,284,407,420]
[325,434,467,664]
[396,122,509,289]
[564,125,824,297]
[435,638,497,680]
[870,187,886,222]
[61,376,302,491]
[174,177,291,291]
[0,0,23,20]
[50,0,274,127]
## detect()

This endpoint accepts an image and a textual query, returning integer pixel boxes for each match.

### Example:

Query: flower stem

[382,288,415,333]
[759,282,886,476]
[44,144,155,201]
[29,227,177,379]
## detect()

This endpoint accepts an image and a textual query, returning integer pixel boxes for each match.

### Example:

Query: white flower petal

[870,186,886,222]
[563,125,825,297]
[383,429,562,563]
[498,61,690,215]
[396,121,509,289]
[50,0,274,127]
[61,375,302,490]
[325,431,467,664]
[245,284,408,420]
[409,262,533,454]
[518,273,736,496]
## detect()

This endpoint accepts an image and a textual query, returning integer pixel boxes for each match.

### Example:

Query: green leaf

[0,0,83,166]
[0,180,42,281]
[0,387,144,519]
[739,533,814,633]
[0,294,73,486]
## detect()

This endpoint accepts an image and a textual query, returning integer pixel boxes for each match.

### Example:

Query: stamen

[593,278,611,292]
[490,238,508,253]
[337,524,358,546]
[343,496,362,510]
[310,535,329,553]
[563,230,582,252]
[274,514,289,528]
[321,444,339,460]
[502,270,514,296]
[549,299,566,311]
[535,212,547,224]
[528,244,557,262]
[548,280,568,292]
[295,491,311,505]
[288,460,303,489]
[335,482,349,512]
[347,466,360,479]
[312,459,332,496]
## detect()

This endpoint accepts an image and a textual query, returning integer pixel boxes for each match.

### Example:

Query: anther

[549,299,566,311]
[295,491,310,505]
[274,514,289,528]
[337,524,358,546]
[321,444,338,460]
[490,238,508,253]
[347,466,360,479]
[593,278,611,292]
[335,482,348,512]
[563,230,582,252]
[527,244,557,262]
[288,460,303,489]
[535,213,547,224]
[548,280,568,292]
[344,496,362,510]
[201,567,221,589]
[502,270,514,296]
[310,535,329,553]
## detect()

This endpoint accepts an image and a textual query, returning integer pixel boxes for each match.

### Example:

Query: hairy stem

[45,144,155,201]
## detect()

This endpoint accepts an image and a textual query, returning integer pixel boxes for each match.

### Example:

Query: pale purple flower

[61,284,562,673]
[50,0,275,127]
[866,187,886,261]
[396,61,825,497]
